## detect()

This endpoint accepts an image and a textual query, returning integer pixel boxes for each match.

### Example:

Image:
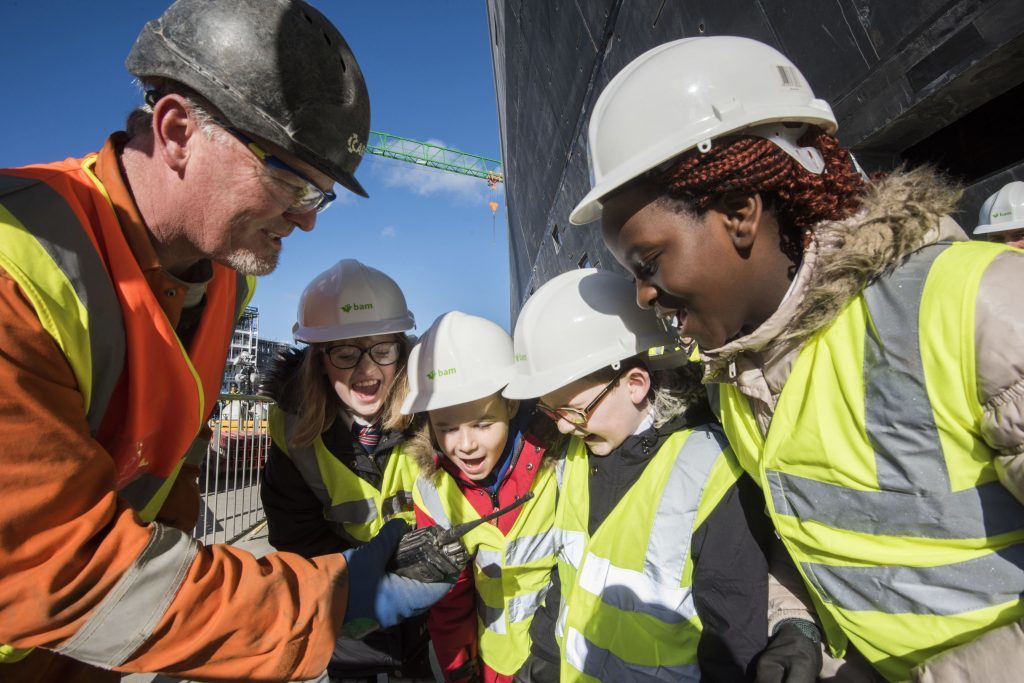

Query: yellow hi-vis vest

[554,425,742,682]
[413,459,559,676]
[0,160,253,665]
[268,404,417,543]
[718,241,1024,681]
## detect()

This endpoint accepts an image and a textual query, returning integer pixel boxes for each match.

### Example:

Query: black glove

[756,619,823,683]
[390,526,469,583]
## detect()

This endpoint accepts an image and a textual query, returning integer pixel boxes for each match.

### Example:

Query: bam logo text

[340,302,374,313]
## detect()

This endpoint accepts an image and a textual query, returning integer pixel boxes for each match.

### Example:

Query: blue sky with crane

[0,1,509,342]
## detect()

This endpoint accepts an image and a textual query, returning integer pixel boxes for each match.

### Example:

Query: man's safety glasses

[325,342,401,370]
[226,128,336,214]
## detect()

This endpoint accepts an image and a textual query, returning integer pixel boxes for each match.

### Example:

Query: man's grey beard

[222,248,279,276]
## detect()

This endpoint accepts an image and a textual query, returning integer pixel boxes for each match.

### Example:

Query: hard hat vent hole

[339,56,347,71]
[323,32,332,47]
[302,12,312,24]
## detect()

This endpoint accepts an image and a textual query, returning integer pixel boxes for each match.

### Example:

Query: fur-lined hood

[405,423,444,477]
[259,346,306,413]
[704,167,965,377]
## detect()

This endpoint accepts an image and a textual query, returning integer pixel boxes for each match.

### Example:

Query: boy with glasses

[504,269,789,682]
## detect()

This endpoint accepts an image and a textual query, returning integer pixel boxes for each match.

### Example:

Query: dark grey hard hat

[126,0,370,197]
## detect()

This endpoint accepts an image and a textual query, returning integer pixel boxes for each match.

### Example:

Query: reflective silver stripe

[564,627,700,682]
[766,243,1024,540]
[55,524,197,667]
[475,586,548,635]
[416,477,451,528]
[328,498,378,524]
[477,597,507,634]
[862,243,951,494]
[506,529,559,566]
[0,173,125,434]
[554,454,567,489]
[647,425,726,586]
[475,548,503,578]
[768,471,1024,538]
[508,588,545,623]
[802,543,1024,615]
[556,600,567,639]
[559,530,585,569]
[327,499,380,528]
[578,552,696,625]
[382,490,413,517]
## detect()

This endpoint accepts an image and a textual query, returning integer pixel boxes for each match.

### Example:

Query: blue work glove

[341,519,453,639]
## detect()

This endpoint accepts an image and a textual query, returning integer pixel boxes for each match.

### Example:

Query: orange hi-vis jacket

[0,136,349,680]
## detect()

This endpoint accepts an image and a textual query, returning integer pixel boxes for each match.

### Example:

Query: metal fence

[194,394,272,545]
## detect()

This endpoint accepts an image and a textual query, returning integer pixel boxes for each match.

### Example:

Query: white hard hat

[503,269,679,400]
[400,311,514,415]
[974,181,1024,236]
[569,36,837,225]
[293,259,415,343]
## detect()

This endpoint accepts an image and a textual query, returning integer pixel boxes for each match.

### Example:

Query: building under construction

[487,0,1024,318]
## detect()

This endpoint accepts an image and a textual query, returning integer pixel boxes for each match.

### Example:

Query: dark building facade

[487,0,1024,318]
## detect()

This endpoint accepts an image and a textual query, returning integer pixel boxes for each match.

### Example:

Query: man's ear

[625,367,652,406]
[713,192,763,251]
[151,94,196,174]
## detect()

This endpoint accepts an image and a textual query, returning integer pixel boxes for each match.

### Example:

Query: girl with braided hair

[572,36,1024,683]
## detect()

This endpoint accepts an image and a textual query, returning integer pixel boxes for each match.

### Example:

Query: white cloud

[380,225,397,239]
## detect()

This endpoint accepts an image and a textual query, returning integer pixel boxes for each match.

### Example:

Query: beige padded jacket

[703,168,1024,682]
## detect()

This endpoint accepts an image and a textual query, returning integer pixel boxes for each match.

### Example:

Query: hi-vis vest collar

[555,425,740,682]
[415,456,559,676]
[270,404,416,544]
[718,241,1024,681]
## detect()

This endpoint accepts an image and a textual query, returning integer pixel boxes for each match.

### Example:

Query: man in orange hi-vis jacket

[0,1,450,681]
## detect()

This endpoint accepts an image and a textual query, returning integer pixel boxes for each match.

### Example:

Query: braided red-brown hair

[653,127,867,248]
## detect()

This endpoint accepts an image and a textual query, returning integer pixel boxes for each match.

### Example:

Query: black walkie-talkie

[389,492,535,583]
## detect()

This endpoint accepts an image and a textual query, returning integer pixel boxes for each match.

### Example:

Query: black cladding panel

[488,0,1024,316]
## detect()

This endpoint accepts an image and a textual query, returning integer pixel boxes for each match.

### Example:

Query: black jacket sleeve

[692,473,771,682]
[260,441,349,557]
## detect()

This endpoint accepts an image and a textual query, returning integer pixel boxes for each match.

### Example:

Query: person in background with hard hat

[973,181,1024,248]
[506,268,780,683]
[261,259,433,682]
[576,35,1024,683]
[0,1,449,681]
[400,311,563,683]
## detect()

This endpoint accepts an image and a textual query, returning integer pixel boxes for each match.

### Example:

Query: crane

[366,131,503,185]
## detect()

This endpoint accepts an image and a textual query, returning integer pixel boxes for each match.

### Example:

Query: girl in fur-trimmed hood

[584,36,1024,683]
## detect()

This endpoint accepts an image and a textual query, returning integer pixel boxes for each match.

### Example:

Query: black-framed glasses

[537,369,626,426]
[325,342,401,370]
[225,128,337,214]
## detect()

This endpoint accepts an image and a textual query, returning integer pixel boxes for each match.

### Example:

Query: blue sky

[0,1,509,343]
